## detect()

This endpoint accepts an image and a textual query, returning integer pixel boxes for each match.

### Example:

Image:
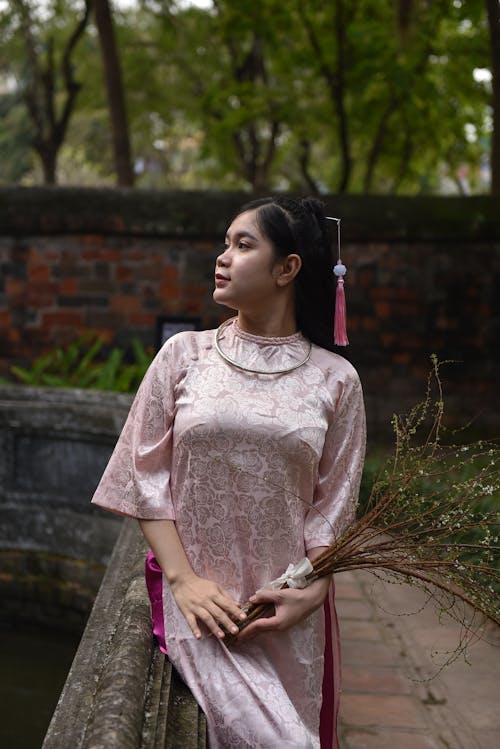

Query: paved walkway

[336,570,500,749]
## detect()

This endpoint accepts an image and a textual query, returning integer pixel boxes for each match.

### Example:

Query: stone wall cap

[1,187,499,240]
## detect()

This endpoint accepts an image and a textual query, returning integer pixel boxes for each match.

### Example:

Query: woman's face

[213,209,282,312]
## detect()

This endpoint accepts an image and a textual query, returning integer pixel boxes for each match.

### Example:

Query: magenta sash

[145,551,340,749]
[145,550,168,654]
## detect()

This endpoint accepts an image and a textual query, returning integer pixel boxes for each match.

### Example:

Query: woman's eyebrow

[225,229,259,243]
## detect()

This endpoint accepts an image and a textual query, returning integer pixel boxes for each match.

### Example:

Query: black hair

[237,196,336,352]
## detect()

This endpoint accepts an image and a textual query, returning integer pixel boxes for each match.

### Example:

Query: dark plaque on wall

[155,315,201,351]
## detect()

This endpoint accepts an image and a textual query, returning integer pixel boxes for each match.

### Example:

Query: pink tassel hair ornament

[326,216,349,346]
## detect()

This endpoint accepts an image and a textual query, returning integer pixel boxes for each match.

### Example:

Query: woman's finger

[237,613,281,642]
[214,591,247,622]
[194,604,227,639]
[184,611,203,640]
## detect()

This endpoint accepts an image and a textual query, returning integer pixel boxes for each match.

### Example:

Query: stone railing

[42,519,206,749]
[0,385,128,629]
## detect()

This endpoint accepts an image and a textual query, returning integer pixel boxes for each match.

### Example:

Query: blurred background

[0,0,498,194]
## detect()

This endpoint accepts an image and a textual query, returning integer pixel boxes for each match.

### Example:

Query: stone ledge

[43,519,206,749]
[0,385,133,438]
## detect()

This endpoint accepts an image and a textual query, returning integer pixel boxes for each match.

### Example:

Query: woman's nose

[217,249,230,267]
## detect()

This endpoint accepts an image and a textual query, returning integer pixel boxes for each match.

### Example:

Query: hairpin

[326,217,348,346]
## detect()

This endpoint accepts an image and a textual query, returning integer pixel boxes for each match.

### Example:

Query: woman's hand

[236,575,331,643]
[170,572,247,640]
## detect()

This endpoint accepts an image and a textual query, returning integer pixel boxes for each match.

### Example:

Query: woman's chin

[213,289,237,310]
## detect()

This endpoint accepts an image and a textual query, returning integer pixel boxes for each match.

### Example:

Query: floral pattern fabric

[92,319,366,749]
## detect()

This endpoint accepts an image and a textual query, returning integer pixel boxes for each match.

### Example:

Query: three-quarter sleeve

[304,364,366,551]
[91,339,180,520]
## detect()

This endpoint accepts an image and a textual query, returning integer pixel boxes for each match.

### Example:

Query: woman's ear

[275,254,302,287]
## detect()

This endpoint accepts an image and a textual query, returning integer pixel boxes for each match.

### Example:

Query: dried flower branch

[225,357,499,650]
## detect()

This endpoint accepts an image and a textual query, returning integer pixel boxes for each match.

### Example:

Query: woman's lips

[215,274,230,286]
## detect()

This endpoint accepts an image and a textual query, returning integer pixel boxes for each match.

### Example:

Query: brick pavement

[336,571,500,749]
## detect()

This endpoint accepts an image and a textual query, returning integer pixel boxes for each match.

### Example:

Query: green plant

[9,333,154,393]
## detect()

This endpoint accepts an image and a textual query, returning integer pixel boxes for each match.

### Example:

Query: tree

[5,0,91,184]
[147,0,291,191]
[92,0,134,186]
[486,0,500,195]
[0,0,495,193]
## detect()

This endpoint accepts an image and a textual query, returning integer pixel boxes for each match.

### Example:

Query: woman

[92,196,366,749]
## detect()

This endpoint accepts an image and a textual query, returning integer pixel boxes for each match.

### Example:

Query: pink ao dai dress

[92,319,366,749]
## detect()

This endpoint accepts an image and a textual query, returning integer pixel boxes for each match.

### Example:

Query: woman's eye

[238,242,250,250]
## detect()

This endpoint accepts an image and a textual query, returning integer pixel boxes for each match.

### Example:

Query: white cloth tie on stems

[258,557,315,592]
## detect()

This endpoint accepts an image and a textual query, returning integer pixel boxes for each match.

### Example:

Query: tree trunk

[486,0,500,195]
[38,145,57,184]
[298,139,320,195]
[299,1,352,193]
[92,0,134,186]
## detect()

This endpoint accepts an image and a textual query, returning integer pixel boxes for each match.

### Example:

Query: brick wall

[1,187,499,436]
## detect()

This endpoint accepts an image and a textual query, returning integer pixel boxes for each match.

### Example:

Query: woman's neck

[237,308,297,338]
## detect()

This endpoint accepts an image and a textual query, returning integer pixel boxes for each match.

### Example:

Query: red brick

[7,327,21,343]
[380,333,396,347]
[128,312,156,327]
[41,311,84,327]
[397,287,417,301]
[160,283,180,300]
[81,234,104,247]
[334,580,363,600]
[29,263,51,282]
[341,639,400,667]
[193,240,217,251]
[6,278,25,296]
[85,311,121,329]
[340,694,425,729]
[339,620,380,641]
[162,267,179,284]
[184,283,208,298]
[184,299,203,314]
[123,250,147,261]
[342,665,411,693]
[374,301,391,319]
[393,352,411,365]
[26,283,58,307]
[60,278,77,295]
[111,295,142,313]
[335,599,373,621]
[115,266,134,282]
[80,249,102,260]
[361,317,378,332]
[343,730,440,749]
[0,310,12,327]
[370,288,398,301]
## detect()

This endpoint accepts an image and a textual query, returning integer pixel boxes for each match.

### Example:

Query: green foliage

[0,0,495,192]
[9,333,153,392]
[0,93,34,183]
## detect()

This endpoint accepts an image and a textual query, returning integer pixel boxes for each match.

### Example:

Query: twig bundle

[226,358,500,649]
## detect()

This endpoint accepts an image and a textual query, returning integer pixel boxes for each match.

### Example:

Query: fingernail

[239,612,247,620]
[231,625,239,634]
[217,631,224,639]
